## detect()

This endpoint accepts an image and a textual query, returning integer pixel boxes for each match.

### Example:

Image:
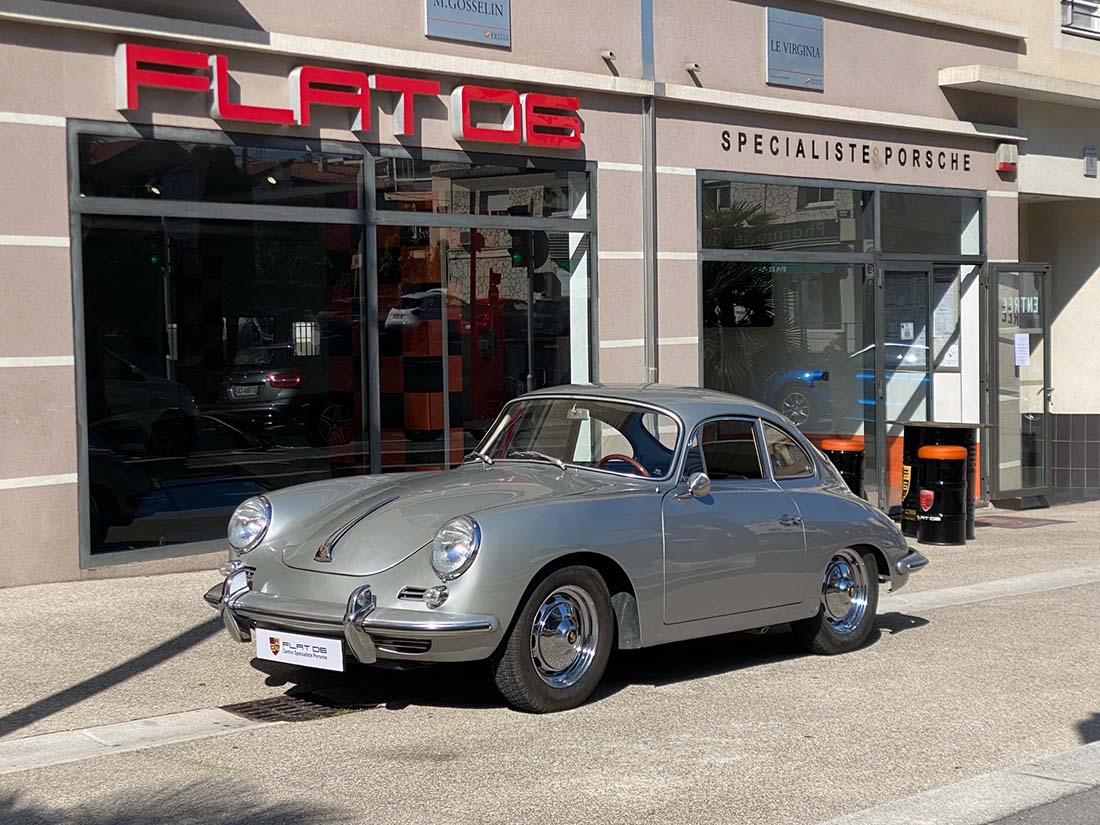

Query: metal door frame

[985,262,1054,500]
[874,260,936,511]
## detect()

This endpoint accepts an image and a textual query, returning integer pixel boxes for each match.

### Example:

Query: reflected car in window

[764,342,931,429]
[206,385,926,713]
[208,341,358,448]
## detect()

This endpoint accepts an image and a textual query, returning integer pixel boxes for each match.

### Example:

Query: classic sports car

[205,385,927,713]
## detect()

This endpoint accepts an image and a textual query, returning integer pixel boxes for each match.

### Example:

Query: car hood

[275,462,622,576]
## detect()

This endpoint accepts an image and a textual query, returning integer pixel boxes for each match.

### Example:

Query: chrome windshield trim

[474,393,686,483]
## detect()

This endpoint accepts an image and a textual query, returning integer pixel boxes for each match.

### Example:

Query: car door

[661,417,807,625]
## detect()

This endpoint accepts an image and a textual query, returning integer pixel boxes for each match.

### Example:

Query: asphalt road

[1,500,1100,824]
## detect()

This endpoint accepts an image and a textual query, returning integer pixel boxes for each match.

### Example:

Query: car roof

[521,383,784,425]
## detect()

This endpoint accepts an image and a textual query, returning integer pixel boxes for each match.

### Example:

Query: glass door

[878,264,934,513]
[988,264,1052,498]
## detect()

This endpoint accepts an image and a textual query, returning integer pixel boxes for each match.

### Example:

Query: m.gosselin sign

[722,128,974,172]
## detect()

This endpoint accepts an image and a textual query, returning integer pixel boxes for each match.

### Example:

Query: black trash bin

[898,423,980,540]
[916,444,968,546]
[820,438,865,498]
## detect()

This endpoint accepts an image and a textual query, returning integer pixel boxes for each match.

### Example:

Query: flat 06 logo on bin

[919,489,935,512]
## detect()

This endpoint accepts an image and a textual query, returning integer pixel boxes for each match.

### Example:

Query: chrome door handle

[779,515,802,527]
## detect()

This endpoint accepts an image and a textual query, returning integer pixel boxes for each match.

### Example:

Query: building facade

[0,1,1038,586]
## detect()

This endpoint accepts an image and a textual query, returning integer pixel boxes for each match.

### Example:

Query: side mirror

[678,472,711,500]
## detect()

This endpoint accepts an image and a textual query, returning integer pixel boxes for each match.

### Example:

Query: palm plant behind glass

[702,199,800,399]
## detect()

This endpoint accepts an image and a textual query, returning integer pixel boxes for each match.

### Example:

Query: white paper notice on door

[1014,332,1031,367]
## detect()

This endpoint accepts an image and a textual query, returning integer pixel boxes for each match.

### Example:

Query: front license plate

[254,628,344,672]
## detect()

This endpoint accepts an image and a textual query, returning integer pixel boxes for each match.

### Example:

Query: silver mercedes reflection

[205,385,927,713]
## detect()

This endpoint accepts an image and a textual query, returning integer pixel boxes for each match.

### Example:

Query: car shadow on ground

[249,612,932,713]
[0,783,341,825]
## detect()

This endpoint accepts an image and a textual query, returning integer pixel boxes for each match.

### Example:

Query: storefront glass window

[377,224,590,471]
[701,261,875,444]
[78,135,365,209]
[77,131,592,558]
[701,180,873,253]
[880,192,981,255]
[374,157,588,218]
[81,215,366,554]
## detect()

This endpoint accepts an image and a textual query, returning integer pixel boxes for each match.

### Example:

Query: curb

[819,741,1100,825]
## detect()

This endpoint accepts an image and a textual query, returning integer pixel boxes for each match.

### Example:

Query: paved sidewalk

[0,501,1098,824]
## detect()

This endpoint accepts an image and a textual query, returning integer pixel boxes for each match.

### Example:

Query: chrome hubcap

[530,585,599,689]
[821,549,869,636]
[781,391,810,426]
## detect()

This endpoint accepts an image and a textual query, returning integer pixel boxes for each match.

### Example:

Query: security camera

[683,62,702,73]
[601,50,617,62]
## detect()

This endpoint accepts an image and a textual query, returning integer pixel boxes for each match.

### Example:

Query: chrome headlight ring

[431,516,481,581]
[227,496,271,553]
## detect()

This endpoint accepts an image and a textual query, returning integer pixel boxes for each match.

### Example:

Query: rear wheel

[792,548,879,655]
[310,400,354,447]
[492,566,613,713]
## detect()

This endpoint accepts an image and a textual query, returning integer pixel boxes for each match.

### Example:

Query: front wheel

[492,566,613,713]
[792,548,879,655]
[776,383,817,429]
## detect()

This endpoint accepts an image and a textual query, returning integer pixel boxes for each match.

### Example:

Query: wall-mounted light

[600,50,617,62]
[146,183,161,196]
[683,62,702,74]
[266,175,278,185]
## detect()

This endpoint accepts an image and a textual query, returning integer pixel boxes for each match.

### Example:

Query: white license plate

[232,384,260,398]
[254,628,344,672]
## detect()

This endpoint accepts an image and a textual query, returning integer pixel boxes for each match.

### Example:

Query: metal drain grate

[221,693,374,723]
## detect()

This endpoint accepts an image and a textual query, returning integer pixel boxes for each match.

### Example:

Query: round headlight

[228,496,271,553]
[431,516,481,581]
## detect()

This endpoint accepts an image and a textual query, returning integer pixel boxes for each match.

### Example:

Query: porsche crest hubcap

[821,549,869,636]
[530,585,598,689]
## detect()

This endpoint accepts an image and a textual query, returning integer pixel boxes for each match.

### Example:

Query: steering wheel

[596,454,651,477]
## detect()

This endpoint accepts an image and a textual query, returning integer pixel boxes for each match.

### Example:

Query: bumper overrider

[203,564,499,665]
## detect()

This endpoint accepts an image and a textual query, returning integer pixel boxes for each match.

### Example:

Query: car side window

[762,422,815,479]
[698,419,763,481]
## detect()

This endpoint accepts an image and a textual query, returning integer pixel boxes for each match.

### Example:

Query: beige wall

[654,0,1017,122]
[1022,199,1100,414]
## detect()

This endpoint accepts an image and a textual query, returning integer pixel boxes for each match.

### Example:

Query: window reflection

[374,156,588,218]
[79,135,364,209]
[378,224,590,472]
[702,261,874,443]
[82,216,366,553]
[701,180,872,253]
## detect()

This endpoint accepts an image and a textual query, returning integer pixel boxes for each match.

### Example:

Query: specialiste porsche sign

[114,42,580,149]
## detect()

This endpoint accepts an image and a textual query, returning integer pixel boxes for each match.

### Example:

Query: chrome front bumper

[203,567,499,665]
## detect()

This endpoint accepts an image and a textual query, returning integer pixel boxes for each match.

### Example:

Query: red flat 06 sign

[116,43,581,150]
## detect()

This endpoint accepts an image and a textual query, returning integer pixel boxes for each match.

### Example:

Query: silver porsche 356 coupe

[205,385,927,713]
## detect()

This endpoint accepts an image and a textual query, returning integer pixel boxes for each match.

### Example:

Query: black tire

[492,565,614,713]
[775,382,817,430]
[792,548,879,655]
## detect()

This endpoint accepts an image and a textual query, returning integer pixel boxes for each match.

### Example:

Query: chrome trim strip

[315,494,399,563]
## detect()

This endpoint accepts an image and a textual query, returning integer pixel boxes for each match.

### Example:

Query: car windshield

[478,397,681,478]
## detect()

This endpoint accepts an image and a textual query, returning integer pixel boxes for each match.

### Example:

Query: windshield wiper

[463,450,494,466]
[506,450,567,471]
